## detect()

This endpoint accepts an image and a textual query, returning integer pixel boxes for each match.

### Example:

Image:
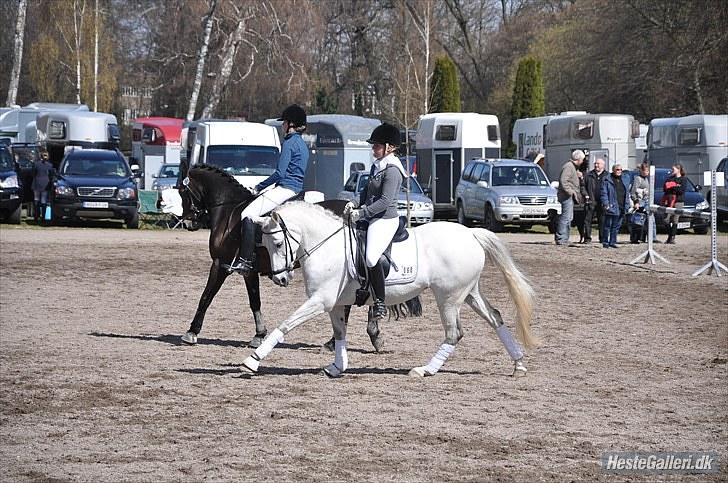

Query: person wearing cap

[343,123,407,321]
[554,149,585,245]
[228,104,309,274]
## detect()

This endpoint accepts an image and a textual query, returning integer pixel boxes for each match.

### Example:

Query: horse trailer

[182,120,281,191]
[131,117,184,190]
[647,114,728,186]
[0,102,89,144]
[511,112,588,160]
[415,112,501,214]
[36,110,120,168]
[543,113,640,183]
[266,114,381,200]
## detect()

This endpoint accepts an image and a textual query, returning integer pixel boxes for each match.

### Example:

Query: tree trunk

[693,67,705,115]
[186,0,218,121]
[94,0,99,111]
[6,0,28,107]
[201,17,249,119]
[73,0,86,105]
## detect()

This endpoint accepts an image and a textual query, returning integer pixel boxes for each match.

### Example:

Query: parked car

[336,170,434,224]
[626,167,709,234]
[150,163,180,193]
[0,146,22,224]
[9,143,38,203]
[455,158,561,231]
[52,149,139,228]
[708,157,728,222]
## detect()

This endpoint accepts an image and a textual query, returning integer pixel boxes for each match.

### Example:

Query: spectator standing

[663,163,688,244]
[554,149,585,245]
[629,163,654,243]
[31,150,54,223]
[583,157,607,244]
[600,164,632,248]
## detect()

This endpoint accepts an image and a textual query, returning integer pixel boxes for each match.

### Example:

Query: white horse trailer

[415,112,501,213]
[511,112,588,160]
[36,110,120,167]
[543,113,640,182]
[131,117,184,189]
[0,103,89,144]
[183,120,281,191]
[647,115,728,186]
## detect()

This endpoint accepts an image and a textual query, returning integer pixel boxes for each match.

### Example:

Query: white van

[183,120,281,190]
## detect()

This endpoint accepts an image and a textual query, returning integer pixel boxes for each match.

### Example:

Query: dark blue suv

[53,149,139,228]
[0,146,22,224]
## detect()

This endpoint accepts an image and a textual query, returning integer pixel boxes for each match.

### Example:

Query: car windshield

[491,166,548,186]
[654,170,696,191]
[359,174,424,194]
[62,157,130,177]
[158,165,180,178]
[0,149,13,170]
[205,145,279,176]
[10,146,37,168]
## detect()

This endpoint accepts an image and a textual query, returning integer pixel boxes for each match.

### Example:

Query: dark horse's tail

[388,296,423,320]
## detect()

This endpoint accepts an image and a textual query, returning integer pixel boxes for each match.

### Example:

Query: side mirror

[477,180,489,188]
[695,184,702,191]
[152,173,159,178]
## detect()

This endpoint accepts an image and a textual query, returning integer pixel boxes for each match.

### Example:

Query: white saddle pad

[345,229,418,286]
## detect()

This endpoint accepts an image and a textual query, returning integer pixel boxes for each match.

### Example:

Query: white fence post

[692,170,727,277]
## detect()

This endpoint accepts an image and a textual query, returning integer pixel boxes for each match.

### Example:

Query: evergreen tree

[508,56,545,156]
[430,56,461,113]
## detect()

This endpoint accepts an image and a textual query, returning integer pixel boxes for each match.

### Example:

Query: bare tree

[404,0,434,114]
[93,0,98,111]
[187,0,217,121]
[6,0,27,106]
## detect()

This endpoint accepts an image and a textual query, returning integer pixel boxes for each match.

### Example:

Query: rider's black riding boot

[229,217,256,274]
[368,260,387,321]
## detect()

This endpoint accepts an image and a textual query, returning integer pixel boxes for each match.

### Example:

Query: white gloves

[349,209,361,223]
[343,202,361,223]
[249,186,259,196]
[343,201,356,216]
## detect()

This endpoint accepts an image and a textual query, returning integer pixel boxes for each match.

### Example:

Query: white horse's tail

[472,229,539,349]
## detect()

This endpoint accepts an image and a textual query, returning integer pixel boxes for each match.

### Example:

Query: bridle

[263,214,343,276]
[178,175,248,229]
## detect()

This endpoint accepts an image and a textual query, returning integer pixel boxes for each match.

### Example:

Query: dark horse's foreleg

[323,305,384,353]
[183,258,230,344]
[243,271,267,348]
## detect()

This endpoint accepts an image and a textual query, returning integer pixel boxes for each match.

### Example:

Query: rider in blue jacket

[229,104,309,274]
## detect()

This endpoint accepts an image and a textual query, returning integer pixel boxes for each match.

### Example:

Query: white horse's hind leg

[465,287,527,377]
[323,306,348,378]
[241,298,326,373]
[409,302,461,378]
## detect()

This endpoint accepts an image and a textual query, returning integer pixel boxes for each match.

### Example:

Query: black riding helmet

[277,104,307,127]
[367,122,401,146]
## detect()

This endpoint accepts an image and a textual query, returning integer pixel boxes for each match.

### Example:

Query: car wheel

[126,211,139,229]
[8,204,21,224]
[693,226,708,235]
[484,204,503,232]
[456,202,472,227]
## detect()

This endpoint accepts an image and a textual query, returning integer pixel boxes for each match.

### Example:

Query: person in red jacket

[662,163,688,244]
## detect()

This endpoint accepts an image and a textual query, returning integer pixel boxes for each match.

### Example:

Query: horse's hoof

[241,355,259,373]
[248,336,264,349]
[181,331,197,345]
[370,335,385,353]
[408,367,427,378]
[322,363,344,378]
[322,337,335,352]
[512,360,527,377]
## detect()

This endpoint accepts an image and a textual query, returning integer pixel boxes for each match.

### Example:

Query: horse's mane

[276,200,342,222]
[189,164,253,198]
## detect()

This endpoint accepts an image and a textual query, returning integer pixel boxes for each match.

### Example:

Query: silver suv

[455,158,560,231]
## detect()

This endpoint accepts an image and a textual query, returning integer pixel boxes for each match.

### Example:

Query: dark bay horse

[176,164,419,350]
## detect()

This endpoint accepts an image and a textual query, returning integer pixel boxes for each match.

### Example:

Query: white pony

[243,202,539,378]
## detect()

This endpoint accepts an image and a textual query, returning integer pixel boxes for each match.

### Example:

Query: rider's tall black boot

[228,217,256,274]
[368,260,387,320]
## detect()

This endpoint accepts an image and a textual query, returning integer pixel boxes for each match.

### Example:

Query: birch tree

[6,0,28,106]
[187,0,217,121]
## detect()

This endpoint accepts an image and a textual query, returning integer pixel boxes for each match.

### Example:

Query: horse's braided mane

[277,200,342,221]
[189,164,252,198]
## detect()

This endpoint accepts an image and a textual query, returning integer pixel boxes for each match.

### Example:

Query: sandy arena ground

[1,223,726,481]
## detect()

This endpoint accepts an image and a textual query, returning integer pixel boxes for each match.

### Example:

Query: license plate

[9,194,18,199]
[82,201,109,208]
[521,208,546,215]
[677,222,690,229]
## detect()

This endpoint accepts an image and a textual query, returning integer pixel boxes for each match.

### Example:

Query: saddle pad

[345,229,418,286]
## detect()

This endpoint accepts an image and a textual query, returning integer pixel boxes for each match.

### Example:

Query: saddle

[353,216,409,280]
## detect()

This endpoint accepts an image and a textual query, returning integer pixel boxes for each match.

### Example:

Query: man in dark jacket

[599,164,632,248]
[583,157,607,244]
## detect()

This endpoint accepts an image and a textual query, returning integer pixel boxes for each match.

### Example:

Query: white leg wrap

[334,339,348,373]
[422,343,455,375]
[243,328,284,372]
[496,324,524,361]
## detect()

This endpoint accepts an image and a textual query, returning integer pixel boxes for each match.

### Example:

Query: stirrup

[225,257,253,274]
[372,300,387,320]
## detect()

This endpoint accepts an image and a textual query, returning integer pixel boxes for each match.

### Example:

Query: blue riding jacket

[256,132,309,193]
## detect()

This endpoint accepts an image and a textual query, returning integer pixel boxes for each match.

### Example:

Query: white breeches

[365,216,399,268]
[241,186,296,221]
